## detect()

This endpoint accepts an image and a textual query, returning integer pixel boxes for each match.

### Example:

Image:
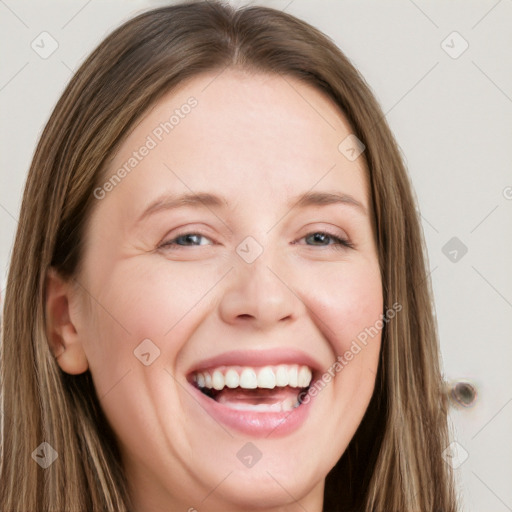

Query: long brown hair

[0,2,457,510]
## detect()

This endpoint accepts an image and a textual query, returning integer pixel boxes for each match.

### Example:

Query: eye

[159,232,213,249]
[297,231,354,250]
[158,230,353,251]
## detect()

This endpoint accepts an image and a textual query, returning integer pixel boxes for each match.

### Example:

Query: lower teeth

[215,396,300,412]
[198,384,310,412]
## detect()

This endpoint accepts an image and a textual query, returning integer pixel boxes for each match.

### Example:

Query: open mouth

[190,364,313,412]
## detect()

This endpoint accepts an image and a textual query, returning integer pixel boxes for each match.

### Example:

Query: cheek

[299,258,383,408]
[302,259,383,352]
[79,258,225,380]
[76,259,224,452]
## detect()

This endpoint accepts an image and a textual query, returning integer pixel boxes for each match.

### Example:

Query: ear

[45,268,89,375]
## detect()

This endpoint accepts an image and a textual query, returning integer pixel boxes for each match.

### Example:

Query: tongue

[215,386,300,406]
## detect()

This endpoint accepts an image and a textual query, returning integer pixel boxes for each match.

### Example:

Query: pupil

[181,234,197,244]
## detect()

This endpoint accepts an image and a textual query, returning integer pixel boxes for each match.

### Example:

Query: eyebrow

[136,190,367,223]
[291,191,367,214]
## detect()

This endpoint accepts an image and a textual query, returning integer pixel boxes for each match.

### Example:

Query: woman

[0,1,457,511]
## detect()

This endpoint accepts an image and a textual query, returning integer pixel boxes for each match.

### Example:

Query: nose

[218,250,298,331]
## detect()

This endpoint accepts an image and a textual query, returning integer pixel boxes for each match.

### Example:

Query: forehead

[103,69,369,218]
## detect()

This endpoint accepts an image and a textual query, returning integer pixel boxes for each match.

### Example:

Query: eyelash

[159,230,354,251]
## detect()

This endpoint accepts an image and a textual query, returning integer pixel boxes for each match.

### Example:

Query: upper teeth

[193,364,312,391]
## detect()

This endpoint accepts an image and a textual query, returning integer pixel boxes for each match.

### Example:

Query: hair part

[1,1,456,510]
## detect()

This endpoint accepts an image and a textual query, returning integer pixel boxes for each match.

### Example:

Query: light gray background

[1,1,511,510]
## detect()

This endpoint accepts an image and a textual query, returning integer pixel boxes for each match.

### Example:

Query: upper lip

[186,348,323,377]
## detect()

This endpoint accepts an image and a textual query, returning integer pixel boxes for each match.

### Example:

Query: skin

[46,69,383,512]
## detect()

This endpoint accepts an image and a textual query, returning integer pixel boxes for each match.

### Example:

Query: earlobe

[45,268,89,375]
[55,342,89,375]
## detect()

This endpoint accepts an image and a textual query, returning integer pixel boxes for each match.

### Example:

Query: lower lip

[189,383,315,438]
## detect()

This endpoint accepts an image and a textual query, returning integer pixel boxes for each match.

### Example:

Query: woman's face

[70,70,383,511]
